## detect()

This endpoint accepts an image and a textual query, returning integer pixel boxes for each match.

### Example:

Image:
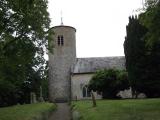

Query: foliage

[124,1,160,98]
[0,0,50,106]
[143,0,159,10]
[140,1,160,46]
[89,69,129,98]
[72,99,160,120]
[41,61,49,101]
[0,102,56,120]
[141,0,160,98]
[124,16,148,97]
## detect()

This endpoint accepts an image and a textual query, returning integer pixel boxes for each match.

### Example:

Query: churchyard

[1,99,160,120]
[1,0,160,120]
[72,99,160,120]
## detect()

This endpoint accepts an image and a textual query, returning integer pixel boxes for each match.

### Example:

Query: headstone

[91,90,96,107]
[72,111,81,120]
[39,86,44,102]
[117,87,132,98]
[138,93,146,98]
[30,92,37,104]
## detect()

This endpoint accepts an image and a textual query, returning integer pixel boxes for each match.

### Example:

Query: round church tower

[49,25,76,102]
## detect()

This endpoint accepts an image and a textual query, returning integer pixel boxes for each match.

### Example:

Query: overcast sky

[48,0,143,58]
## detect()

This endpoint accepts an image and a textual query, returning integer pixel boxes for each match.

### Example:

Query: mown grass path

[73,99,160,120]
[0,102,55,120]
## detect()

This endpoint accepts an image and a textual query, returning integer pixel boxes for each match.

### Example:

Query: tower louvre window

[57,35,64,46]
[57,36,61,46]
[61,36,64,45]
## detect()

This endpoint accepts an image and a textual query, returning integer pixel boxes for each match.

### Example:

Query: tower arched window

[61,36,64,45]
[57,35,64,46]
[57,36,61,46]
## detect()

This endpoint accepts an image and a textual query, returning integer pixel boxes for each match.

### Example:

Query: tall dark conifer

[124,16,147,98]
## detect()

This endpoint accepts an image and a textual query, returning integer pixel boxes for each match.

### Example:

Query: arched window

[61,36,64,45]
[82,87,86,97]
[57,36,61,46]
[57,35,64,46]
[82,85,91,98]
[87,88,91,97]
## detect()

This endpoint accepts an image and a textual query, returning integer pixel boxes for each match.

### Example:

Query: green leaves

[140,1,160,47]
[124,2,160,98]
[0,0,50,106]
[89,69,129,99]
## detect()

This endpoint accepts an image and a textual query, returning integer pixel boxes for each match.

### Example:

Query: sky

[48,0,143,58]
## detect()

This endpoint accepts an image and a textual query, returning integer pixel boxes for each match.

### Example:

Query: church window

[82,85,91,97]
[57,36,61,46]
[61,36,64,45]
[82,87,86,97]
[57,35,64,46]
[87,89,91,97]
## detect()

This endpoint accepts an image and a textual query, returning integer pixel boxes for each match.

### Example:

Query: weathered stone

[72,111,81,120]
[49,25,76,102]
[30,92,37,103]
[39,86,44,102]
[117,88,132,98]
[138,93,146,98]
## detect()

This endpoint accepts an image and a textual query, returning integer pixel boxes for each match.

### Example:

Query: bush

[89,69,129,98]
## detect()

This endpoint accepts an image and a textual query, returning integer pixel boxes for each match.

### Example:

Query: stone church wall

[71,73,102,100]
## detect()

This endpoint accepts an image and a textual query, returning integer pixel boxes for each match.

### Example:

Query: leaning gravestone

[91,90,96,107]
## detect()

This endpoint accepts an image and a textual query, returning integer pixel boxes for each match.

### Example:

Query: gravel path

[48,103,71,120]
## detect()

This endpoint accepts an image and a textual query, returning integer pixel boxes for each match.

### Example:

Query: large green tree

[140,0,160,46]
[0,0,50,106]
[140,0,160,97]
[89,69,129,99]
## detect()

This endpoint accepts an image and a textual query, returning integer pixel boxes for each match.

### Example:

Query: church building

[49,24,125,102]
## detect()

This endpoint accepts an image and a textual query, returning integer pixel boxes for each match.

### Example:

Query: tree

[124,1,160,98]
[41,61,49,100]
[140,1,160,46]
[124,16,148,98]
[140,1,160,97]
[89,69,129,99]
[0,0,50,106]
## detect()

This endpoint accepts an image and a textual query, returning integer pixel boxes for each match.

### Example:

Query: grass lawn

[72,99,160,120]
[0,102,56,120]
